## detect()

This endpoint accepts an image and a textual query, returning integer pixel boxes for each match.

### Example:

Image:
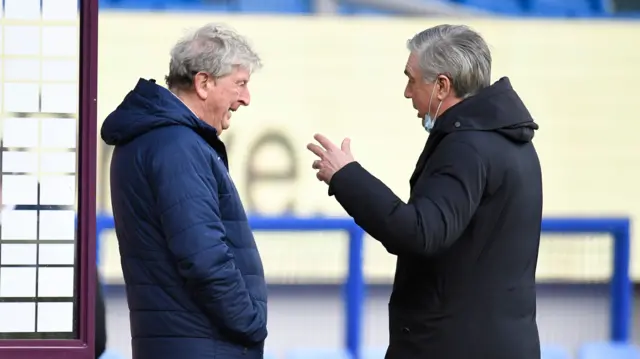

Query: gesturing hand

[307,133,355,184]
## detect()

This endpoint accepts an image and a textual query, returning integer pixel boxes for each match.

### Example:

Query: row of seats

[97,0,611,17]
[273,344,640,359]
[451,0,607,17]
[101,342,640,359]
[583,343,640,359]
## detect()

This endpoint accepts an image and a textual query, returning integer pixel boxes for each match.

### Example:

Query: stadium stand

[542,345,573,359]
[361,348,387,359]
[99,350,129,359]
[95,214,633,359]
[286,348,353,359]
[98,0,618,17]
[578,342,640,359]
[91,1,636,359]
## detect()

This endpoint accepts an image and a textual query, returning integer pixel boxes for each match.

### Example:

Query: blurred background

[3,0,640,358]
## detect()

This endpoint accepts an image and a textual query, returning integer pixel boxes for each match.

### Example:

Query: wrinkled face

[403,52,436,119]
[194,66,251,133]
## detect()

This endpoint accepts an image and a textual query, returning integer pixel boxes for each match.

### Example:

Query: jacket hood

[100,78,217,146]
[432,77,538,143]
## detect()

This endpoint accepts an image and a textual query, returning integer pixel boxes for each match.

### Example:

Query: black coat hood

[431,77,538,143]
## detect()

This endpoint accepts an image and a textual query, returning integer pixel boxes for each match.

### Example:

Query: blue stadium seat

[99,0,232,11]
[579,342,640,359]
[286,348,352,359]
[525,0,601,16]
[99,350,126,359]
[362,347,387,359]
[542,345,572,359]
[338,3,398,16]
[99,0,167,10]
[452,0,525,15]
[237,0,311,13]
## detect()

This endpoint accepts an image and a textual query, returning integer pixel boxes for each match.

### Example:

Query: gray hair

[165,23,262,90]
[407,24,491,98]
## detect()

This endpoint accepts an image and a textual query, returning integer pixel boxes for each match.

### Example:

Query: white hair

[407,24,491,98]
[165,23,262,90]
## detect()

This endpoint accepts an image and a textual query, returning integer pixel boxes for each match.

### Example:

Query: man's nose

[238,89,250,106]
[404,86,411,99]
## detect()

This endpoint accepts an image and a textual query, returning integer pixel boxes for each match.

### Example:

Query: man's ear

[436,75,452,101]
[194,72,209,100]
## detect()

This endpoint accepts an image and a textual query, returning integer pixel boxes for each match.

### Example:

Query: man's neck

[168,88,222,134]
[169,89,201,119]
[438,97,463,116]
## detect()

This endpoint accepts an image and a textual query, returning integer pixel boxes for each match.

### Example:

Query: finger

[307,143,326,158]
[314,133,339,152]
[341,138,351,154]
[316,171,324,181]
[312,160,323,170]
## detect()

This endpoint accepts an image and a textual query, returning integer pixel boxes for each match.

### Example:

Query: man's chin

[221,118,231,131]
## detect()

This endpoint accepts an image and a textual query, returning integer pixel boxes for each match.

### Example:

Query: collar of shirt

[166,87,199,119]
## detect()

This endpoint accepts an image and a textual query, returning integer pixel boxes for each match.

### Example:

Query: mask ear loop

[426,80,438,116]
[432,79,444,122]
[432,74,451,121]
[433,99,443,122]
[422,82,437,129]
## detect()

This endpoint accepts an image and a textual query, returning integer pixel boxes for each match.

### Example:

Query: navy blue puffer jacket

[101,78,268,359]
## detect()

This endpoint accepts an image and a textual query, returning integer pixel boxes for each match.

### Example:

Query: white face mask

[422,82,443,133]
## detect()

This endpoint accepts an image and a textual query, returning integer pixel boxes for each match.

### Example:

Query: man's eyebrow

[404,69,412,77]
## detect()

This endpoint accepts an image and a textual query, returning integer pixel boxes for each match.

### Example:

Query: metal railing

[96,215,632,358]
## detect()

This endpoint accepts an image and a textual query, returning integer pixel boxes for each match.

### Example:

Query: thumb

[341,138,351,154]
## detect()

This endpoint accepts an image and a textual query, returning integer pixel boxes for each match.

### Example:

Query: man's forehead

[404,66,413,78]
[405,64,418,78]
[226,66,251,80]
[405,53,420,77]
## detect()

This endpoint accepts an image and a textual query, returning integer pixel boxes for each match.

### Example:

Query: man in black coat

[308,24,542,359]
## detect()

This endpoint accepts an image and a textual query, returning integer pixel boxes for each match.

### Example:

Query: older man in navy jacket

[101,23,267,359]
